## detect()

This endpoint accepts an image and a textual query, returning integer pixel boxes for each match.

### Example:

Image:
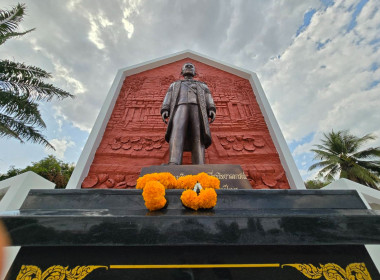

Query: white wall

[66,50,304,190]
[324,179,380,274]
[0,172,55,280]
[0,171,55,212]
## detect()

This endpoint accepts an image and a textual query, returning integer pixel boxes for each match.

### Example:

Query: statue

[161,63,216,165]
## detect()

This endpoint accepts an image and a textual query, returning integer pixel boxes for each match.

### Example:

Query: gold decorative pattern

[16,265,107,280]
[282,263,372,280]
[14,263,373,279]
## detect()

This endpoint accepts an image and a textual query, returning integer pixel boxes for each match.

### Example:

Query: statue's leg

[168,105,188,165]
[189,105,205,164]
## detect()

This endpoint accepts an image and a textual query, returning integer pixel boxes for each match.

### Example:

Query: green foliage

[0,155,75,189]
[0,3,73,149]
[0,165,22,180]
[309,130,380,189]
[304,179,329,189]
[0,3,34,45]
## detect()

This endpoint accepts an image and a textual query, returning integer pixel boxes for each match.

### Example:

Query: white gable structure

[67,50,305,190]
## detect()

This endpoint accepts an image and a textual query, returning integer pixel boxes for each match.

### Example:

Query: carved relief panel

[82,59,290,189]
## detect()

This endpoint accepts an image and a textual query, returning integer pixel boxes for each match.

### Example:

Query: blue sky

[1,0,379,182]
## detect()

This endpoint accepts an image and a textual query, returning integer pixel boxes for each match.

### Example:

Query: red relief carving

[81,59,290,189]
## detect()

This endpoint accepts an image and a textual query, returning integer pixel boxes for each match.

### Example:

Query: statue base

[2,189,380,279]
[140,164,252,189]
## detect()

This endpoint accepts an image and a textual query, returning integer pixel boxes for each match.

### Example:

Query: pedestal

[1,189,380,279]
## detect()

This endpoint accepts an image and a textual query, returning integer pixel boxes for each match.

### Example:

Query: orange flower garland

[136,173,159,189]
[180,188,217,210]
[137,172,219,211]
[136,172,177,189]
[142,181,167,211]
[180,189,199,210]
[198,188,218,209]
[195,172,220,189]
[176,175,198,189]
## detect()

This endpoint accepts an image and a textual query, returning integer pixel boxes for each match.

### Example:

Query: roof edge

[118,49,256,79]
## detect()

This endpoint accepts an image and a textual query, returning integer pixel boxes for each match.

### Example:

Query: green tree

[304,179,329,189]
[309,130,380,189]
[0,155,75,189]
[0,3,73,149]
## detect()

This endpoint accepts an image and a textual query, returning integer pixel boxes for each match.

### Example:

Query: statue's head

[181,63,196,77]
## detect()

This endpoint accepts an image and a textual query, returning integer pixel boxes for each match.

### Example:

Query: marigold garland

[176,175,198,189]
[195,172,220,189]
[136,172,177,189]
[180,188,217,210]
[142,181,167,211]
[198,188,217,209]
[180,189,199,210]
[137,172,219,211]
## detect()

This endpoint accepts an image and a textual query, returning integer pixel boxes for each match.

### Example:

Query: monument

[1,51,380,280]
[75,51,298,190]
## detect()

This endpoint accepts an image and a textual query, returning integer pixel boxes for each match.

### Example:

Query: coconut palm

[0,3,73,149]
[309,130,380,189]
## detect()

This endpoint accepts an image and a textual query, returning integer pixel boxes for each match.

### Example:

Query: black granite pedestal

[1,189,380,280]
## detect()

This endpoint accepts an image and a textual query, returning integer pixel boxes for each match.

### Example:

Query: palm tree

[0,3,73,149]
[309,130,380,189]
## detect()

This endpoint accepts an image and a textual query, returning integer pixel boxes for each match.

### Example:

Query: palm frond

[0,3,72,150]
[352,147,380,160]
[0,3,34,45]
[348,164,380,189]
[0,60,51,79]
[1,80,73,101]
[315,163,340,180]
[310,148,340,162]
[324,164,340,182]
[356,160,380,174]
[0,113,54,149]
[0,60,73,101]
[350,133,376,153]
[309,160,337,171]
[0,89,45,127]
[324,130,345,154]
[0,28,34,45]
[312,143,339,155]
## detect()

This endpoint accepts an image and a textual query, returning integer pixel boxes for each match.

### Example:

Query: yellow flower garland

[137,172,220,211]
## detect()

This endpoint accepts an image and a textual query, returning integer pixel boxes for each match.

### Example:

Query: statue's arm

[203,84,216,123]
[161,83,174,123]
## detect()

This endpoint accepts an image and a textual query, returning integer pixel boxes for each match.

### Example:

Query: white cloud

[122,1,140,39]
[122,18,134,39]
[88,14,105,49]
[99,14,113,28]
[45,138,75,160]
[51,60,86,95]
[67,0,82,11]
[261,0,380,146]
[27,39,87,95]
[1,0,379,180]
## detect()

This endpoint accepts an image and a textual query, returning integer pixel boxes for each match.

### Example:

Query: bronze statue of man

[161,63,216,165]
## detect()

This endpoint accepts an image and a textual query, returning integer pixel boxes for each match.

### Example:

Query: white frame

[66,50,304,189]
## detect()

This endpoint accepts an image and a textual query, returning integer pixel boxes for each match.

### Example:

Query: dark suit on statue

[161,79,216,164]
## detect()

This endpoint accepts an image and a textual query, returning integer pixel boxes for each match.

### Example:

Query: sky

[0,0,379,181]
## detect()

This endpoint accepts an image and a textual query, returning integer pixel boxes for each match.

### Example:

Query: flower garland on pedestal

[142,181,167,211]
[136,172,220,211]
[180,188,217,210]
